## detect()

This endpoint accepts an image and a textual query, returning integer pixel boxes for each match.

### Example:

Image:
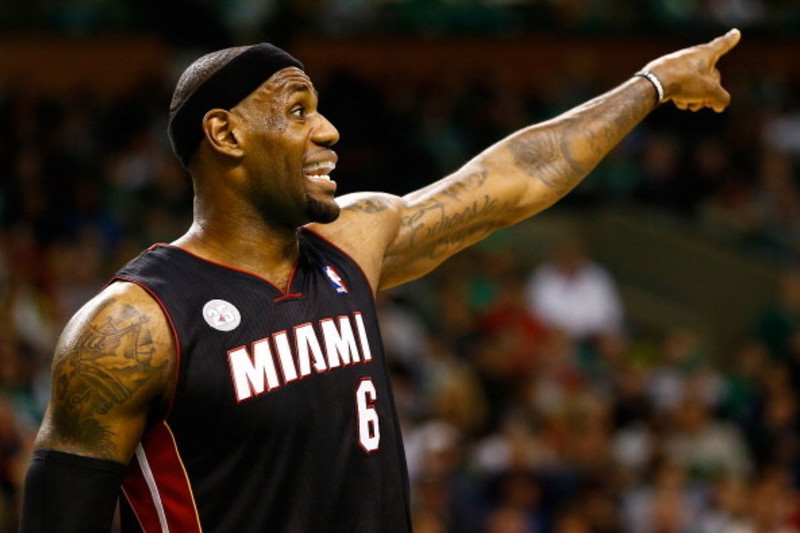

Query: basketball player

[21,29,741,532]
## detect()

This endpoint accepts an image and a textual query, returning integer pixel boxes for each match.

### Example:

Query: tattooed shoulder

[43,286,174,460]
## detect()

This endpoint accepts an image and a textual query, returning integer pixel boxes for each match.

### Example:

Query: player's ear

[202,109,244,159]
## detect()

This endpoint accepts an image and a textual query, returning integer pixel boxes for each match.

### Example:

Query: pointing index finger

[708,28,742,61]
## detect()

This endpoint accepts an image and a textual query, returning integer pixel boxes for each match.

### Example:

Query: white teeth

[304,161,334,182]
[303,161,336,173]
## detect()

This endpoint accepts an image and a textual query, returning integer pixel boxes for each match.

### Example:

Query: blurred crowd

[384,240,800,532]
[3,4,800,531]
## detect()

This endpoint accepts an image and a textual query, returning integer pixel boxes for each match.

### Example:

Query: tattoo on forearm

[51,301,164,458]
[508,127,582,196]
[508,85,652,197]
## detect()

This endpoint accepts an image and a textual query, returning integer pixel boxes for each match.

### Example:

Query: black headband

[167,43,304,167]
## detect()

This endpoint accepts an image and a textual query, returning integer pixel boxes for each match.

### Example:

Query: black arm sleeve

[20,449,127,533]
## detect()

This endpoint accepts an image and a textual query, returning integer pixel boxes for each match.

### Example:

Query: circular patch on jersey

[202,299,241,332]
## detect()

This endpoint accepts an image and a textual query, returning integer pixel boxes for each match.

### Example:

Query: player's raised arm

[20,282,176,533]
[367,29,740,289]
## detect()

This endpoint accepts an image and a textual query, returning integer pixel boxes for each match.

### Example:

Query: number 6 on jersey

[356,378,380,452]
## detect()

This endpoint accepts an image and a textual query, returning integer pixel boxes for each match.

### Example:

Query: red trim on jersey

[114,276,182,419]
[300,227,378,296]
[158,244,300,297]
[273,292,304,302]
[122,422,202,532]
[121,460,154,531]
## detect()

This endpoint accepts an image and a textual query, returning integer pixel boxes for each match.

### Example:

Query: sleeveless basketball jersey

[113,228,412,532]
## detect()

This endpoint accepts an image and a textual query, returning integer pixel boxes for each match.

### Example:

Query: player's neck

[173,216,301,292]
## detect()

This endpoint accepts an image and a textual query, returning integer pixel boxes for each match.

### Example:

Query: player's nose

[313,113,339,147]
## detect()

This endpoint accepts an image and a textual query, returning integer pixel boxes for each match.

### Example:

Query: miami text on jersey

[227,312,372,402]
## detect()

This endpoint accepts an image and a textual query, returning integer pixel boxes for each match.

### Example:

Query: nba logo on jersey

[322,265,348,294]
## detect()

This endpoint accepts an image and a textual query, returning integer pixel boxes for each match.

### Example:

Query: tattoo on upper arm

[438,169,488,202]
[407,196,502,260]
[50,301,166,458]
[400,166,509,260]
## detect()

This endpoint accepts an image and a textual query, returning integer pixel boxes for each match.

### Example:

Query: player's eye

[291,105,306,118]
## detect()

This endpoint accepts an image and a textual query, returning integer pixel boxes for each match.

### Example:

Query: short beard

[306,193,340,224]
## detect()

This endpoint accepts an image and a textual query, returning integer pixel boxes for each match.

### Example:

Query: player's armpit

[33,281,176,464]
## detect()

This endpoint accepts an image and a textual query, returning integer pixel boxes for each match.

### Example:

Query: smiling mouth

[303,161,336,181]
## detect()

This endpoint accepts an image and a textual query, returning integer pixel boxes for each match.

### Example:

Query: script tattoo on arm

[399,166,510,261]
[381,164,516,287]
[48,300,166,459]
[402,195,503,261]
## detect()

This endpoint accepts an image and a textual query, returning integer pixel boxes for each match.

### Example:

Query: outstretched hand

[645,28,741,113]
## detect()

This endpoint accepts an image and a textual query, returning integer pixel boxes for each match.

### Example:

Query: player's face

[234,67,340,228]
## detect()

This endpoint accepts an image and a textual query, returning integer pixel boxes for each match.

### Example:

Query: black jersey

[113,228,412,532]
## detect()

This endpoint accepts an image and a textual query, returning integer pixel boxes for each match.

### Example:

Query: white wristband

[634,70,665,104]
